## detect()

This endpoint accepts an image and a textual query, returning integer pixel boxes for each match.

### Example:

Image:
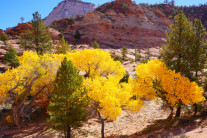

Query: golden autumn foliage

[0,49,137,118]
[0,51,64,109]
[66,49,126,78]
[85,76,143,121]
[131,59,205,107]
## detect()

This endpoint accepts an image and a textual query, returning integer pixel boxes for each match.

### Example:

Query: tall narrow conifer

[48,57,89,138]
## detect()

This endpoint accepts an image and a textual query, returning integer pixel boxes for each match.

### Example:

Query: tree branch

[8,80,20,97]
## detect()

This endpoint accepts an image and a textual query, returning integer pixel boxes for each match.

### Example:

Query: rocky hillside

[64,0,171,49]
[148,4,207,28]
[50,16,84,33]
[4,23,60,40]
[43,0,96,26]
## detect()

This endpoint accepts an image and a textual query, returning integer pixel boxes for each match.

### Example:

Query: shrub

[74,30,81,39]
[4,45,19,67]
[0,33,9,45]
[91,41,100,49]
[121,46,128,61]
[114,56,123,63]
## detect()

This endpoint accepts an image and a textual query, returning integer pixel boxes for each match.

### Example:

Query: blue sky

[0,0,206,30]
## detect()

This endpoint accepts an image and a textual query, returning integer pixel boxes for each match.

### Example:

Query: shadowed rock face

[65,0,171,49]
[43,0,96,26]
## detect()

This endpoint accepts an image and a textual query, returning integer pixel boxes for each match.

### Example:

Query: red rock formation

[0,29,5,35]
[65,1,170,49]
[115,0,132,4]
[5,22,60,40]
[6,23,32,36]
[50,16,84,32]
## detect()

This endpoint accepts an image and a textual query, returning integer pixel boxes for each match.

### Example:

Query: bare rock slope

[44,0,96,25]
[65,0,171,49]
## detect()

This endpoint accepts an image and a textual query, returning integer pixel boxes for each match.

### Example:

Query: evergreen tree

[48,57,89,138]
[91,41,100,49]
[74,30,81,39]
[171,0,175,6]
[56,36,70,54]
[160,10,194,117]
[121,46,128,61]
[4,45,19,68]
[0,33,9,45]
[113,56,123,63]
[190,19,207,116]
[190,19,207,81]
[134,47,141,62]
[20,11,52,55]
[161,10,193,76]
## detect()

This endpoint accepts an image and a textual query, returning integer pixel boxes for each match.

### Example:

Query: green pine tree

[121,46,128,61]
[91,41,100,49]
[74,30,81,39]
[189,19,207,81]
[160,10,194,117]
[48,57,89,138]
[4,45,19,68]
[20,11,52,55]
[0,33,9,45]
[134,47,142,62]
[56,36,70,54]
[161,10,194,76]
[190,19,207,116]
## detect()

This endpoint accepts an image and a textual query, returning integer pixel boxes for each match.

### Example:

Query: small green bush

[0,33,9,45]
[121,46,128,61]
[114,56,123,63]
[74,30,81,39]
[4,45,19,67]
[119,71,129,83]
[91,41,100,49]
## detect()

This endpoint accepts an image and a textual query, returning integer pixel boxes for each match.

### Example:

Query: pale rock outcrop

[44,0,96,25]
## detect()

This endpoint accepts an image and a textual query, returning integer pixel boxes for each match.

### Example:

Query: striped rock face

[43,0,96,26]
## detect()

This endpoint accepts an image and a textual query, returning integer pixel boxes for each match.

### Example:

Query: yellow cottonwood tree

[66,49,143,138]
[0,49,143,132]
[85,76,142,138]
[0,51,64,126]
[132,59,204,119]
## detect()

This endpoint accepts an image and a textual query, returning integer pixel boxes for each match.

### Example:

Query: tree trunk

[12,104,21,126]
[101,119,105,138]
[193,71,198,116]
[167,106,174,120]
[193,104,198,116]
[66,126,71,138]
[23,86,47,116]
[175,103,181,118]
[98,112,105,138]
[11,76,38,126]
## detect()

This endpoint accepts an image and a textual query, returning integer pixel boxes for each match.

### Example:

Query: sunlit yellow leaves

[66,49,125,79]
[85,76,143,121]
[0,51,64,103]
[133,59,205,107]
